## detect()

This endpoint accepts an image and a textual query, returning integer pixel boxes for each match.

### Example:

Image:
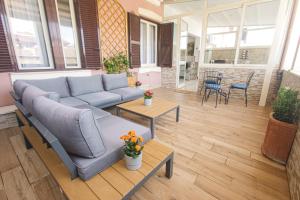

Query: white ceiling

[164,0,280,26]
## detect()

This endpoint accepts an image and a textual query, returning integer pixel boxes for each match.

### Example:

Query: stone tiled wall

[161,65,281,104]
[0,113,18,130]
[198,67,266,103]
[280,71,300,200]
[161,66,177,89]
[205,48,270,64]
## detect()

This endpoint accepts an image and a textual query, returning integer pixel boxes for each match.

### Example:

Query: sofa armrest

[15,101,30,117]
[10,91,21,101]
[28,116,78,179]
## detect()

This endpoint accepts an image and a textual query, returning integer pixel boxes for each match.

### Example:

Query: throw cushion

[102,73,128,91]
[32,96,106,158]
[67,75,104,96]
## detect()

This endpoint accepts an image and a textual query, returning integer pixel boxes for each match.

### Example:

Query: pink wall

[0,0,163,107]
[0,73,13,106]
[118,0,163,16]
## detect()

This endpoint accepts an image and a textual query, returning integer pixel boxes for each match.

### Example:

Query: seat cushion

[206,83,221,90]
[75,105,111,120]
[231,83,247,89]
[71,115,151,180]
[24,77,70,97]
[67,75,104,96]
[13,80,31,100]
[102,73,128,91]
[76,92,121,107]
[32,96,106,158]
[22,86,60,114]
[109,87,144,101]
[60,97,88,107]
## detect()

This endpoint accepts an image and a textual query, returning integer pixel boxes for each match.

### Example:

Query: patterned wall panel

[98,0,128,60]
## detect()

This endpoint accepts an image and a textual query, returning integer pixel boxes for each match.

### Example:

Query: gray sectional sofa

[12,73,151,180]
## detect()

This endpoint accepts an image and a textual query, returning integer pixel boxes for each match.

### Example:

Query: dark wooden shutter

[74,0,101,69]
[158,23,174,68]
[0,1,16,72]
[44,0,65,70]
[128,13,141,68]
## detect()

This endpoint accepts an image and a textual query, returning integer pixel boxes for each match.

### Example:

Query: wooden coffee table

[116,98,180,137]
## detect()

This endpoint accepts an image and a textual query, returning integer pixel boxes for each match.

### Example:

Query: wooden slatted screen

[158,23,174,68]
[75,0,101,69]
[98,0,127,60]
[0,1,15,72]
[128,13,141,68]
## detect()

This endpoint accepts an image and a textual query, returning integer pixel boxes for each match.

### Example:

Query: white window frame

[4,0,54,70]
[202,0,281,67]
[140,19,158,67]
[55,0,81,69]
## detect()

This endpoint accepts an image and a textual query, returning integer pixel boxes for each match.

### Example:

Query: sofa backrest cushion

[22,86,60,114]
[67,75,104,96]
[32,96,106,158]
[24,77,70,97]
[13,80,31,100]
[102,73,128,91]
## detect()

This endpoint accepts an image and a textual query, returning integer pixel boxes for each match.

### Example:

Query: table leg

[166,155,174,178]
[116,107,120,116]
[176,106,180,122]
[150,118,155,138]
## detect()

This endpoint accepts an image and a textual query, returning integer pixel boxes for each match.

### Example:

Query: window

[281,0,300,74]
[4,0,53,69]
[204,8,241,64]
[238,0,280,64]
[140,20,157,67]
[56,0,81,68]
[204,0,280,65]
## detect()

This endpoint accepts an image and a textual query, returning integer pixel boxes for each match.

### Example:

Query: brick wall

[161,66,177,89]
[198,67,265,103]
[204,48,270,64]
[161,65,281,104]
[280,71,300,200]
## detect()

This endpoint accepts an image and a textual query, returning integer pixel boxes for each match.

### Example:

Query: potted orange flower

[120,130,144,170]
[144,90,153,106]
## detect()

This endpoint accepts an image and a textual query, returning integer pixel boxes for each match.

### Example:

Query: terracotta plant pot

[262,113,298,164]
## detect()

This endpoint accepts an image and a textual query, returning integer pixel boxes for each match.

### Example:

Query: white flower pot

[144,98,152,106]
[124,152,142,170]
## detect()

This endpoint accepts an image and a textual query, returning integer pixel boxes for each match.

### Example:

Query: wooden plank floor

[0,88,290,200]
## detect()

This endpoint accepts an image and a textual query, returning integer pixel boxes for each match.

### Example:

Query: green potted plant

[103,53,129,74]
[262,87,300,164]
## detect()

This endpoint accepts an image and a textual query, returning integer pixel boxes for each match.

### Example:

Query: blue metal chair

[199,70,222,95]
[228,71,255,107]
[201,71,223,108]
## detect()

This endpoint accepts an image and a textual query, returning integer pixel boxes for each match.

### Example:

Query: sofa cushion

[102,73,128,91]
[13,80,31,100]
[22,86,60,114]
[32,96,106,158]
[24,77,70,97]
[60,97,88,107]
[75,105,111,120]
[71,115,151,180]
[76,92,121,107]
[109,87,144,101]
[67,75,104,96]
